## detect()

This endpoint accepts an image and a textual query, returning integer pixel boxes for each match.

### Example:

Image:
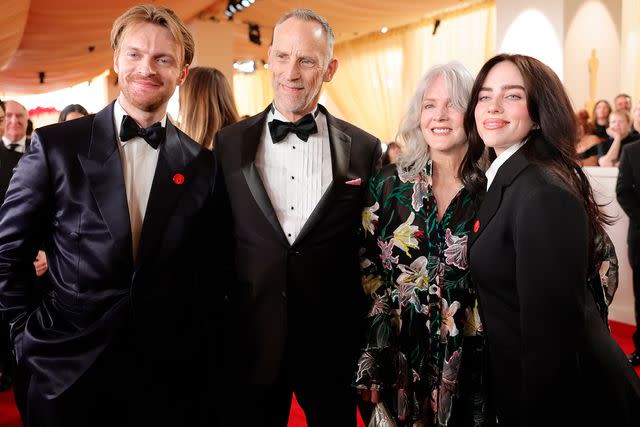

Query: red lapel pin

[173,173,185,185]
[473,219,480,233]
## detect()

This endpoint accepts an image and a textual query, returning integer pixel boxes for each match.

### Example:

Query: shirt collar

[2,135,27,148]
[114,99,167,146]
[485,141,526,191]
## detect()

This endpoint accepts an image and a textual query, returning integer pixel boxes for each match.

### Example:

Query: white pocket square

[345,178,362,186]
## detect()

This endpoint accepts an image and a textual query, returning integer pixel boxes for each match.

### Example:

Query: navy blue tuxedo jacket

[0,102,220,399]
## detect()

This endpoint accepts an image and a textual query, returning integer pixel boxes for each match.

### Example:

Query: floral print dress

[355,162,488,427]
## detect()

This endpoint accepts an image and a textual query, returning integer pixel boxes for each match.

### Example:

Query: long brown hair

[461,54,610,263]
[178,67,239,149]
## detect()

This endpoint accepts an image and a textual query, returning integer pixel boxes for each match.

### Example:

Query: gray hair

[273,8,335,64]
[396,61,474,181]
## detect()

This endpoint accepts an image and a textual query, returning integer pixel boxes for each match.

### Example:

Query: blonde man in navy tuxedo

[0,5,224,427]
[215,8,381,427]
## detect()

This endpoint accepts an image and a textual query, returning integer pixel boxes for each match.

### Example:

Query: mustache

[127,75,162,85]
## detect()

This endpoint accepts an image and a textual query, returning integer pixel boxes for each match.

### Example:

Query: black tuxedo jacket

[617,141,640,261]
[0,102,220,400]
[470,144,640,426]
[0,143,23,203]
[215,105,381,385]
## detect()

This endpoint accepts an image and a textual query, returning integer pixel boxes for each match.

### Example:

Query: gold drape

[233,69,273,117]
[326,2,495,141]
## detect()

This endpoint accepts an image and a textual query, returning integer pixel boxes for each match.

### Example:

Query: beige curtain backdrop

[621,0,640,106]
[233,68,273,117]
[232,1,496,141]
[326,1,495,142]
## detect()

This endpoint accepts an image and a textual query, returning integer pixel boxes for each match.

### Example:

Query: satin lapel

[241,107,290,246]
[470,150,530,246]
[135,121,195,269]
[77,102,133,263]
[294,109,351,245]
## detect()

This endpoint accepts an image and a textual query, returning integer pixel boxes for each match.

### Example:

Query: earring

[532,123,540,130]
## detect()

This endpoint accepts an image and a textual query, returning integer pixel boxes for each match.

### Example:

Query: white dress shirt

[113,101,164,259]
[2,135,27,153]
[256,105,332,245]
[485,141,526,191]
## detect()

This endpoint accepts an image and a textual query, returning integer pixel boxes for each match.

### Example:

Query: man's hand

[33,250,48,277]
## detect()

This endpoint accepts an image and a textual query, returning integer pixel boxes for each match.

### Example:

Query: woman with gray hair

[355,62,488,426]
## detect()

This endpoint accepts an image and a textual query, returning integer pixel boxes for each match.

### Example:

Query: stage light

[225,0,257,20]
[380,26,388,34]
[234,60,256,73]
[249,24,261,45]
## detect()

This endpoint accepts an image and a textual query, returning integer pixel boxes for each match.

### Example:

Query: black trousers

[23,335,207,427]
[220,346,359,427]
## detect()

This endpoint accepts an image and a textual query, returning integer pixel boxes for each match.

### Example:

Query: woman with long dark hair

[462,53,640,426]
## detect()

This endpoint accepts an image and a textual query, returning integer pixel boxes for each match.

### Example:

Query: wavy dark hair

[460,53,610,265]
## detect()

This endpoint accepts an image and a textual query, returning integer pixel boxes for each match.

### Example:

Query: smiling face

[474,60,533,155]
[268,17,337,122]
[114,22,188,120]
[420,74,466,156]
[4,101,28,143]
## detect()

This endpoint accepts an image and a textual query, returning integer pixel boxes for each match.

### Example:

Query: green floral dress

[355,162,489,426]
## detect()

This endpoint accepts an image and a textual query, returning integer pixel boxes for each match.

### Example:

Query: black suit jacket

[616,141,640,261]
[0,143,23,204]
[0,102,220,401]
[215,105,381,385]
[470,145,640,426]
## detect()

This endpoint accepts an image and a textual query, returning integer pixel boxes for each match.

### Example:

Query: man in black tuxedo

[617,141,640,366]
[215,8,381,427]
[0,5,222,427]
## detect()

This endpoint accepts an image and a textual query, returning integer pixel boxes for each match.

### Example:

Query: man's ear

[323,58,338,83]
[113,50,120,75]
[177,65,189,85]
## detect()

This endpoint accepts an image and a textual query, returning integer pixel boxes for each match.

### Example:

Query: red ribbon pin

[473,219,480,233]
[173,173,185,185]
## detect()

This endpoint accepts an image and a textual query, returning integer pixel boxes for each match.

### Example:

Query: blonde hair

[110,4,194,68]
[178,67,240,149]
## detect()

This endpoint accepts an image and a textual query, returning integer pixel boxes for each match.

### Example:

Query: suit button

[289,250,301,256]
[281,291,287,299]
[69,232,80,240]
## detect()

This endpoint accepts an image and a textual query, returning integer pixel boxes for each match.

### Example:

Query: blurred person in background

[615,93,632,113]
[591,99,611,143]
[178,66,239,150]
[380,141,400,165]
[58,104,88,122]
[598,109,640,167]
[576,110,600,166]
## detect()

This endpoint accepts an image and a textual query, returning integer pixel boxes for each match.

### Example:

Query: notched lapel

[294,114,351,245]
[135,122,195,268]
[240,109,290,246]
[77,102,133,262]
[470,150,530,246]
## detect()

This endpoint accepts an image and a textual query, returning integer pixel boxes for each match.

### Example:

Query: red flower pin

[173,173,185,185]
[473,219,480,233]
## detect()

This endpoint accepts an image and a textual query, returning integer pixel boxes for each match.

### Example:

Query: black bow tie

[119,115,165,149]
[268,113,318,143]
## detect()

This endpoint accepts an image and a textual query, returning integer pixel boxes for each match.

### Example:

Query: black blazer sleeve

[0,132,51,359]
[515,185,588,417]
[616,145,640,224]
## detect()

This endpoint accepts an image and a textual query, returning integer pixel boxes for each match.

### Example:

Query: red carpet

[0,321,636,427]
